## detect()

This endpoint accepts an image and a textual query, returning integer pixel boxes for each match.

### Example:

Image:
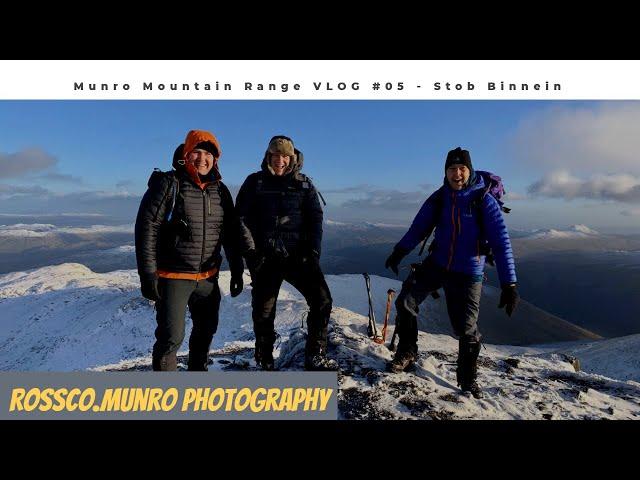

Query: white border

[1,60,639,100]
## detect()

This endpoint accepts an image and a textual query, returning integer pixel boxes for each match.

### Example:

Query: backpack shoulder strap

[165,171,179,222]
[254,172,264,194]
[296,173,327,206]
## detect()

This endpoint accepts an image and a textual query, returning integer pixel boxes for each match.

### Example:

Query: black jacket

[236,148,323,259]
[135,166,244,276]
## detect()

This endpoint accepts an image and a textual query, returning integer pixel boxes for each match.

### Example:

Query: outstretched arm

[396,190,440,253]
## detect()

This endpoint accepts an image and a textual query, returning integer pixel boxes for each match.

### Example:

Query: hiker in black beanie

[384,147,519,398]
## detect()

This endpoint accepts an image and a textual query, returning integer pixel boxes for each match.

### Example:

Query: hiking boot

[460,379,484,399]
[305,352,339,371]
[255,341,276,371]
[187,353,209,371]
[304,325,337,371]
[152,352,178,371]
[457,338,483,398]
[256,350,275,371]
[187,350,209,372]
[387,349,417,373]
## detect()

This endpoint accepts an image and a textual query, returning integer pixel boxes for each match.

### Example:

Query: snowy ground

[1,264,639,419]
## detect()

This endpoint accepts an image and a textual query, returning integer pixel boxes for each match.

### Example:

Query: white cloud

[39,172,84,184]
[0,148,57,178]
[528,170,640,202]
[503,191,528,201]
[329,185,427,211]
[342,189,426,210]
[0,184,50,197]
[620,208,640,217]
[509,103,640,175]
[115,180,134,189]
[1,189,142,222]
[324,184,373,194]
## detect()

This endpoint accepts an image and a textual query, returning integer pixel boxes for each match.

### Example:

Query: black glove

[385,248,406,276]
[498,284,519,317]
[230,275,243,297]
[245,250,265,275]
[140,273,160,302]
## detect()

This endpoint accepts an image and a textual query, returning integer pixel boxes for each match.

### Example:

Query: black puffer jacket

[135,149,244,276]
[236,146,323,258]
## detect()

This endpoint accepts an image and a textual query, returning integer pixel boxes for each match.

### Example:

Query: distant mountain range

[1,220,639,338]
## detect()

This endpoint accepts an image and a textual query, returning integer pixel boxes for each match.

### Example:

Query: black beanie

[194,141,219,157]
[445,147,472,171]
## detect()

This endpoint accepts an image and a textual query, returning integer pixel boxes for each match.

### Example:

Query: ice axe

[362,273,378,339]
[373,288,395,345]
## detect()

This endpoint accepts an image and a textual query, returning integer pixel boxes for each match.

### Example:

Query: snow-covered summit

[0,264,638,419]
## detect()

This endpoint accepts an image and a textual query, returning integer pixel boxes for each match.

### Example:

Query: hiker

[384,147,519,398]
[235,135,338,371]
[135,130,245,371]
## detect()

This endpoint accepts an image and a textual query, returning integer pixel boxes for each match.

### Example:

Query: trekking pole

[374,289,395,344]
[362,273,378,339]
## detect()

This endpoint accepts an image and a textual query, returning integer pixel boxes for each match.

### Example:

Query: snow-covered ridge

[324,220,349,226]
[0,264,639,419]
[0,224,134,237]
[102,245,136,254]
[529,224,600,239]
[324,219,405,229]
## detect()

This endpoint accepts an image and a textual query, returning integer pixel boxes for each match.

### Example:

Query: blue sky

[1,100,640,233]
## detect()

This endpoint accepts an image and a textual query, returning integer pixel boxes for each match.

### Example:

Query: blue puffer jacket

[396,175,517,285]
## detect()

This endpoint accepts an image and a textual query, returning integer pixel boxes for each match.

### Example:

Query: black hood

[172,144,185,170]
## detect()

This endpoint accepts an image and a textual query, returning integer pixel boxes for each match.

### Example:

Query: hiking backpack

[419,170,511,266]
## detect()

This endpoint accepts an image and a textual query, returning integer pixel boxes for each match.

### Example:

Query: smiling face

[446,163,470,190]
[188,148,214,176]
[270,153,291,176]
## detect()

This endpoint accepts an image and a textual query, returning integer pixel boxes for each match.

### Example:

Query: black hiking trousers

[250,254,332,355]
[153,276,221,370]
[394,257,483,353]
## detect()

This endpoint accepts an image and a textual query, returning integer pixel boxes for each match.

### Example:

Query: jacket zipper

[447,192,457,270]
[200,189,207,272]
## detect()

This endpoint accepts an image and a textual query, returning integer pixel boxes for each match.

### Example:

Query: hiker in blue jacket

[384,147,519,398]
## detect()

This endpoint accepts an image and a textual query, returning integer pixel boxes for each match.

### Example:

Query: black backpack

[149,169,179,224]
